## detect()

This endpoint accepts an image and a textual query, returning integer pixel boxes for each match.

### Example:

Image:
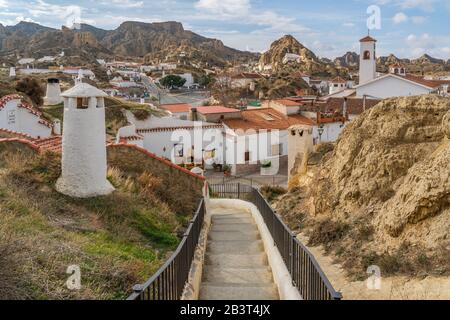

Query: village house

[159,103,193,120]
[327,35,449,99]
[0,94,57,139]
[222,108,314,175]
[117,111,223,169]
[190,106,242,122]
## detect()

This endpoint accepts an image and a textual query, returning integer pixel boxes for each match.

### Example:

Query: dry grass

[0,144,203,300]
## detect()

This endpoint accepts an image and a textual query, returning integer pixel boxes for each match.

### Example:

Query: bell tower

[56,82,114,198]
[359,34,377,85]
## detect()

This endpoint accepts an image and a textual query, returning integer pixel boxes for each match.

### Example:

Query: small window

[363,50,371,60]
[244,151,250,162]
[77,97,89,109]
[271,143,283,156]
[174,143,184,157]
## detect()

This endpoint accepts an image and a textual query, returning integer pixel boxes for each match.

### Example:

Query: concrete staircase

[199,209,279,300]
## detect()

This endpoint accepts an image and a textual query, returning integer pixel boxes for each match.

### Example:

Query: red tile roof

[331,76,347,84]
[195,106,240,114]
[360,35,377,42]
[402,75,442,88]
[34,136,62,153]
[223,108,314,131]
[159,103,192,113]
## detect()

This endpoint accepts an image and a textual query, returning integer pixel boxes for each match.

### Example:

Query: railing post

[132,284,144,300]
[237,183,240,199]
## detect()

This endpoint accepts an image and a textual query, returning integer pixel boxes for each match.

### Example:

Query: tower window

[77,97,89,109]
[363,50,371,60]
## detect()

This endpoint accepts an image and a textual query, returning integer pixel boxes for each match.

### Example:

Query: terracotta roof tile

[159,103,192,113]
[195,106,240,114]
[360,35,377,42]
[402,75,441,88]
[223,108,314,131]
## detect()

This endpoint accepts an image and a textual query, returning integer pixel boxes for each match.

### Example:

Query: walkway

[199,206,279,300]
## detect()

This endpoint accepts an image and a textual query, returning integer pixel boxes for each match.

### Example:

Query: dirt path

[298,234,450,300]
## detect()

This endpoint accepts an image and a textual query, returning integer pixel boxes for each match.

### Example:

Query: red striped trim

[0,138,41,152]
[107,143,206,182]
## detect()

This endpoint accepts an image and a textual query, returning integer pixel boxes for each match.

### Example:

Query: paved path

[199,207,279,300]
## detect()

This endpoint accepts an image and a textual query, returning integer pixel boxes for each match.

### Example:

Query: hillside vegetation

[0,142,203,299]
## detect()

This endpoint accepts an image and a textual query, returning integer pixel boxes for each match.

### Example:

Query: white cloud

[0,0,8,8]
[393,12,408,23]
[106,0,144,8]
[195,0,250,17]
[403,33,450,58]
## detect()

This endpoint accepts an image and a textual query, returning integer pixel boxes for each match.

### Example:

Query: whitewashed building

[326,34,445,99]
[0,94,54,138]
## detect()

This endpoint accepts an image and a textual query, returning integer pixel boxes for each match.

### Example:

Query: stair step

[212,213,252,220]
[211,223,258,232]
[207,240,265,254]
[212,217,255,224]
[205,253,268,268]
[202,267,274,284]
[200,283,279,300]
[208,230,260,241]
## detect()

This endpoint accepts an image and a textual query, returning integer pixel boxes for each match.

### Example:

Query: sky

[1,0,450,60]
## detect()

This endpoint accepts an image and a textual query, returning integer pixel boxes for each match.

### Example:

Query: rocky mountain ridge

[0,21,256,67]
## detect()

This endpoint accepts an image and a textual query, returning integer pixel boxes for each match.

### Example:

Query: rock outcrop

[258,35,331,74]
[275,95,450,277]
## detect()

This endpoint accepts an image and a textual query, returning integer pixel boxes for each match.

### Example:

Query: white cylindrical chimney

[44,78,63,105]
[56,83,114,198]
[53,119,61,135]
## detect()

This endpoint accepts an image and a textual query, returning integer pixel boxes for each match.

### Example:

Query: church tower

[359,35,377,85]
[56,82,114,198]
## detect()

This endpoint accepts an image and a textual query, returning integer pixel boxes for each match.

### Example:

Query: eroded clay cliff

[275,95,450,277]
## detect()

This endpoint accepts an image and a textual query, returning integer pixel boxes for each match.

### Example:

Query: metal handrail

[210,183,342,300]
[127,198,205,300]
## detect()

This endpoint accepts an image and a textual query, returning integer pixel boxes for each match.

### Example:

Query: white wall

[356,76,432,99]
[0,99,52,138]
[312,122,345,144]
[140,128,224,169]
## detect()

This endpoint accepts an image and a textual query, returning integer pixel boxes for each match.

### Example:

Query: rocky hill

[275,95,450,278]
[259,35,344,76]
[0,21,256,67]
[334,52,359,68]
